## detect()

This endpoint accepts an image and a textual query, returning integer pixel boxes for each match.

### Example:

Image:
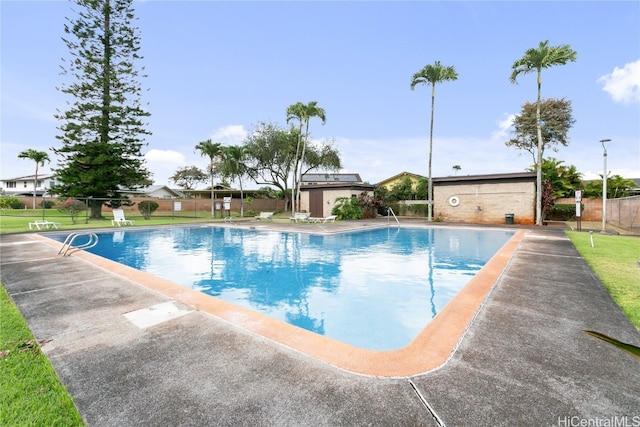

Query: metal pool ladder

[387,207,400,226]
[58,232,99,256]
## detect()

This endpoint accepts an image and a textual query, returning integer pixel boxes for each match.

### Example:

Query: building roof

[432,171,537,184]
[299,182,375,191]
[302,173,362,184]
[1,174,54,182]
[375,171,426,187]
[120,185,185,198]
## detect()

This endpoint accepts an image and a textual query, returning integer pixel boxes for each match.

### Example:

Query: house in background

[0,174,57,197]
[375,171,425,192]
[299,172,374,218]
[119,185,185,199]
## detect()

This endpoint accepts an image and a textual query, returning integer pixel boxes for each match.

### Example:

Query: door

[309,189,323,217]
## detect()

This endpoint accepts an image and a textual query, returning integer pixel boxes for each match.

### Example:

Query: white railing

[387,207,400,226]
[58,232,99,257]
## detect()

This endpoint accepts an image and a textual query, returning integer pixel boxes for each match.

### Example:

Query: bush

[138,200,159,219]
[332,197,362,220]
[39,200,55,209]
[57,198,87,224]
[545,203,582,221]
[0,197,22,209]
[357,192,383,219]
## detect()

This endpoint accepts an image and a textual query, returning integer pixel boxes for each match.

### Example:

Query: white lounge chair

[289,212,310,223]
[310,215,337,223]
[112,209,135,226]
[28,220,61,230]
[254,212,274,221]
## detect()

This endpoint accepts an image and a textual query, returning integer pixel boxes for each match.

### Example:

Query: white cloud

[145,149,187,186]
[491,113,515,143]
[597,60,640,104]
[210,125,248,145]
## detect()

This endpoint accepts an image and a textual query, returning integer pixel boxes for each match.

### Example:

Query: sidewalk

[1,224,638,426]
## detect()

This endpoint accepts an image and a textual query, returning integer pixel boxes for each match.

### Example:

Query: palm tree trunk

[32,163,39,210]
[296,122,310,213]
[210,161,215,218]
[427,85,436,222]
[535,72,543,226]
[292,124,303,214]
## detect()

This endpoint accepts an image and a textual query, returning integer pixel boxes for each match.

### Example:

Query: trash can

[505,213,514,225]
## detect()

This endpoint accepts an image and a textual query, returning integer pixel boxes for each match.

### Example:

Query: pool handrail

[58,232,99,257]
[387,207,400,226]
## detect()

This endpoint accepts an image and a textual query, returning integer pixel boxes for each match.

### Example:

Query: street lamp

[600,138,611,232]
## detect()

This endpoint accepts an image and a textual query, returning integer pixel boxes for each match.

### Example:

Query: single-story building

[432,172,537,225]
[119,185,185,199]
[299,173,374,217]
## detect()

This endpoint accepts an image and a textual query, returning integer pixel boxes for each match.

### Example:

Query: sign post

[223,197,231,218]
[575,190,582,232]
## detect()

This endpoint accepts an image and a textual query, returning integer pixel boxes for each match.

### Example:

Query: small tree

[57,198,87,224]
[137,200,159,219]
[357,192,383,219]
[506,98,575,165]
[170,166,208,190]
[541,180,555,221]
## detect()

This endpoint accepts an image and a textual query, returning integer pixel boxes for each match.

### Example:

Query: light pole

[600,138,611,232]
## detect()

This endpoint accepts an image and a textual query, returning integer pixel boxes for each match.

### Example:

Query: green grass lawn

[1,286,85,426]
[0,208,232,234]
[566,231,640,330]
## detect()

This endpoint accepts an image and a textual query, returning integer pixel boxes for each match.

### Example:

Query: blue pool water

[55,226,514,350]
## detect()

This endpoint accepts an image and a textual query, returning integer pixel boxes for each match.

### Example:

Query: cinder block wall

[434,181,535,225]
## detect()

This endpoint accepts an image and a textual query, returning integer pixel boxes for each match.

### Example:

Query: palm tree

[510,40,577,226]
[411,61,458,222]
[286,102,305,214]
[221,145,248,217]
[195,139,223,218]
[18,149,50,209]
[286,101,326,213]
[452,165,461,175]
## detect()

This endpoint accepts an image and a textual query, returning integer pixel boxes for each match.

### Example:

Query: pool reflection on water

[66,226,514,351]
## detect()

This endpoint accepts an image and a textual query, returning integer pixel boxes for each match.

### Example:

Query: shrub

[545,203,583,221]
[332,197,362,220]
[357,192,383,219]
[0,197,21,209]
[57,198,87,224]
[138,200,159,219]
[39,200,55,209]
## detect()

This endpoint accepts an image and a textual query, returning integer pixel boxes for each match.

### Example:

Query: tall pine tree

[53,0,151,218]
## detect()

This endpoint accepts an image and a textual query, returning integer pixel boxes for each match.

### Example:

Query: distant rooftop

[302,173,362,184]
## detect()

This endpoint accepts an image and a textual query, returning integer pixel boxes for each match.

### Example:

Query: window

[36,180,42,188]
[6,181,16,188]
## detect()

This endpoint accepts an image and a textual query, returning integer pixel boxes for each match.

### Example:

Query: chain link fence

[606,195,640,234]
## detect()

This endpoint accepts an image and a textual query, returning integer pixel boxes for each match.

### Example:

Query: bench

[254,212,274,221]
[29,220,61,230]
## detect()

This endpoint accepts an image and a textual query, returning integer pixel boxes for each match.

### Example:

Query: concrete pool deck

[1,219,639,426]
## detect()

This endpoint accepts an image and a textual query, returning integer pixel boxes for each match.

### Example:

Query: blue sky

[2,1,639,189]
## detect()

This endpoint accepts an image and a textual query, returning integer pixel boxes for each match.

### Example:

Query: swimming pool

[57,225,514,351]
